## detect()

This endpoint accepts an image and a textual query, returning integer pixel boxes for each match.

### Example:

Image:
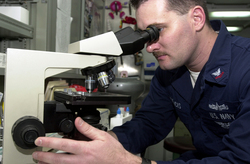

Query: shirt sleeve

[112,68,178,154]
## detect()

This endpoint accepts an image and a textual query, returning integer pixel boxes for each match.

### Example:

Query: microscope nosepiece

[81,60,116,91]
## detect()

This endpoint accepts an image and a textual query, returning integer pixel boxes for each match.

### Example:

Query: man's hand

[32,117,142,164]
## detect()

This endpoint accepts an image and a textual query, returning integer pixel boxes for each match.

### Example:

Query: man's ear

[191,6,206,31]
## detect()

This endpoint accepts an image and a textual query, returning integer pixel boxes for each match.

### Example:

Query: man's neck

[187,26,218,72]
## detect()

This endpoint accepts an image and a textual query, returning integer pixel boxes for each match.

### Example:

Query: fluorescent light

[210,11,250,18]
[227,26,243,32]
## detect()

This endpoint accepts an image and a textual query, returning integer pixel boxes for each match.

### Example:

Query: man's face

[136,0,198,70]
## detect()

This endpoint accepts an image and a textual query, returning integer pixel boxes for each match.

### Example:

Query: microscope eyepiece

[115,25,160,55]
[137,25,160,44]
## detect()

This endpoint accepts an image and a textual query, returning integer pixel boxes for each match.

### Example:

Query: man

[33,0,250,163]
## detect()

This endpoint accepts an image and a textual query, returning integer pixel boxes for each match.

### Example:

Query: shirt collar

[203,20,232,85]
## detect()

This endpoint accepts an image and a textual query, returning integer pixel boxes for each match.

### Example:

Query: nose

[146,42,160,53]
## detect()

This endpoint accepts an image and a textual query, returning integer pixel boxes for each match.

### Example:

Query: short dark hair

[130,0,210,25]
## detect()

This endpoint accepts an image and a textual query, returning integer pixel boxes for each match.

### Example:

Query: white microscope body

[2,32,122,164]
[2,25,159,163]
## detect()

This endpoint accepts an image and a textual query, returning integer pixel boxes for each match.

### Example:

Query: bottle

[110,108,123,129]
[125,107,130,117]
[116,108,122,118]
[119,107,125,117]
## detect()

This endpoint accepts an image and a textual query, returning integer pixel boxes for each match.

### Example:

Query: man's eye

[158,28,164,33]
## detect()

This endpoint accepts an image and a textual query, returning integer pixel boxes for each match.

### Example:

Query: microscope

[2,25,159,163]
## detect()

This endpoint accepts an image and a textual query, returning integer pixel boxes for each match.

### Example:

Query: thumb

[75,117,102,140]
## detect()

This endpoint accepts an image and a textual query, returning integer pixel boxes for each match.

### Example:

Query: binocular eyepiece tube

[115,25,160,55]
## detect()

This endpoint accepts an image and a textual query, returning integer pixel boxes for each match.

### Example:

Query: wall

[104,0,136,33]
[233,27,250,38]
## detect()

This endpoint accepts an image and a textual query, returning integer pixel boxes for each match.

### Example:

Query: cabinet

[0,13,34,75]
[0,13,33,39]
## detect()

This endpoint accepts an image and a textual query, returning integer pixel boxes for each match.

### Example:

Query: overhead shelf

[0,13,33,39]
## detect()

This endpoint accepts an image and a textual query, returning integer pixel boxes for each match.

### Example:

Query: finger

[75,117,104,141]
[34,137,84,154]
[37,161,49,164]
[33,151,79,164]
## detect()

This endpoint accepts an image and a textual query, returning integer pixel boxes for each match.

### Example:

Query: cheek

[169,26,195,53]
[162,28,195,64]
[161,26,186,48]
[159,21,196,56]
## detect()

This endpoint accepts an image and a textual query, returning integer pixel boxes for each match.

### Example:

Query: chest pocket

[199,99,239,137]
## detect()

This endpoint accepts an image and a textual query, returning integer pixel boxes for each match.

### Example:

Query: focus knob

[12,116,45,149]
[59,118,74,133]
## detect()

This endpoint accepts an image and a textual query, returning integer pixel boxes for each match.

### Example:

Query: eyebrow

[138,23,163,31]
[151,23,164,27]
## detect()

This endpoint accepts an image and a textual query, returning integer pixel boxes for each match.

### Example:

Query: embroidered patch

[170,97,181,109]
[212,68,224,79]
[208,102,229,111]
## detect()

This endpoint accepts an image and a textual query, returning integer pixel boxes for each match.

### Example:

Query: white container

[110,114,132,130]
[0,6,29,25]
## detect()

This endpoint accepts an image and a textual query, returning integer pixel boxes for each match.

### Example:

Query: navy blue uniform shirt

[112,20,250,163]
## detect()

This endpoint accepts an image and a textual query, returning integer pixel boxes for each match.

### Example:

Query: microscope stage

[54,91,131,105]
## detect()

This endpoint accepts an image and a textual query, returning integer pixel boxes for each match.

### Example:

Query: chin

[159,64,179,71]
[159,65,169,70]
